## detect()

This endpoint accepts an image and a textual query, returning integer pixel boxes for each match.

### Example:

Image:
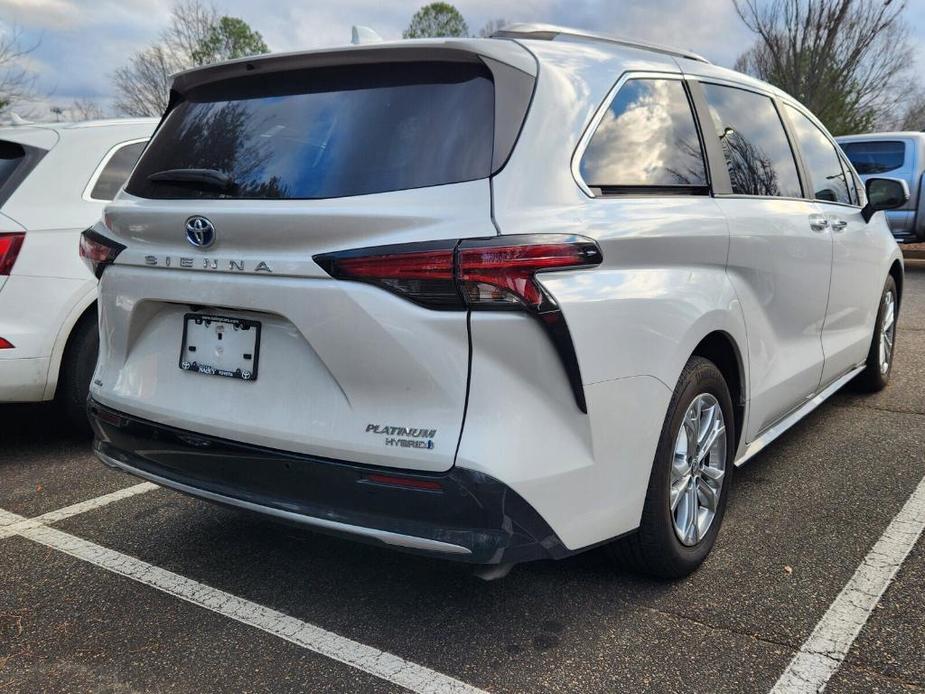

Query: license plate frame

[179,313,261,381]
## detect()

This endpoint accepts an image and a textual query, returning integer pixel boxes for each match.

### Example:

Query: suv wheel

[855,275,898,393]
[56,311,99,435]
[609,356,735,578]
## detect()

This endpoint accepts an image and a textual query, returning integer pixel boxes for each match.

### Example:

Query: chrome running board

[735,364,865,467]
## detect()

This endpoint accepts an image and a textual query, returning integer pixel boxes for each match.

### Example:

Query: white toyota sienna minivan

[83,25,907,578]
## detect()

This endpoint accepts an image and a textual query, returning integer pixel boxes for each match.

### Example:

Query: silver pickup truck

[837,132,925,243]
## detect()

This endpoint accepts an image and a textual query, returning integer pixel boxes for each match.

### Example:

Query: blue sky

[1,0,923,118]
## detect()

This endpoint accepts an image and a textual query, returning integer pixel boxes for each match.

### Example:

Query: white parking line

[0,509,23,527]
[0,489,488,694]
[18,523,486,693]
[771,474,925,693]
[0,483,157,540]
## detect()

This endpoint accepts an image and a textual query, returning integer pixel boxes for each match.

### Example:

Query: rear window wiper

[147,168,237,193]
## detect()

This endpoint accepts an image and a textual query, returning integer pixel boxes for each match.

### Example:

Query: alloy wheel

[879,290,896,375]
[670,393,727,547]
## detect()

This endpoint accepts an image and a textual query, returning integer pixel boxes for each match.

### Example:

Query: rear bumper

[88,398,571,565]
[0,356,49,402]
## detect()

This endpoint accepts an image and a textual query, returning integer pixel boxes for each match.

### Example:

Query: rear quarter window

[0,141,26,188]
[841,140,906,175]
[127,62,495,200]
[89,141,147,201]
[578,78,708,191]
[0,139,46,207]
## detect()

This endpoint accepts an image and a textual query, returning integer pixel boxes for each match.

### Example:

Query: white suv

[0,118,155,427]
[84,26,905,577]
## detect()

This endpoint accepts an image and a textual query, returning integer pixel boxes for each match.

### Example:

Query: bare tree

[112,0,268,117]
[112,0,217,117]
[113,45,181,117]
[899,90,925,131]
[733,0,914,135]
[478,19,509,38]
[111,0,209,118]
[70,99,106,121]
[0,26,38,117]
[164,0,218,61]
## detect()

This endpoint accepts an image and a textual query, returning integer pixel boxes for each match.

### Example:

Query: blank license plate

[179,314,261,381]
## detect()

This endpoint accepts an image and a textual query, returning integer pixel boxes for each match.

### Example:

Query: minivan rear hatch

[94,42,536,473]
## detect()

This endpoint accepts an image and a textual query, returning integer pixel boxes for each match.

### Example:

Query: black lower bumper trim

[88,399,570,565]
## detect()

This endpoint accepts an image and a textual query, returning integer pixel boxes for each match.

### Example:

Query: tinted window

[701,83,802,198]
[127,62,495,200]
[579,79,707,188]
[0,141,26,189]
[785,105,851,204]
[841,140,905,175]
[90,141,146,200]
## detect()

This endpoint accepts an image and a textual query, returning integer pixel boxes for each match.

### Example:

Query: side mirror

[862,177,909,223]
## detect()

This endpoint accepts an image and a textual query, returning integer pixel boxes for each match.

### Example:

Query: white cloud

[0,0,921,120]
[0,0,172,30]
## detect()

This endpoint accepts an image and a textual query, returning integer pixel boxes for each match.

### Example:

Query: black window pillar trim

[774,97,812,201]
[685,78,732,196]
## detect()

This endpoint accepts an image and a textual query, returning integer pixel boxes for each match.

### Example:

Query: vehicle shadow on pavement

[0,402,91,450]
[0,403,122,518]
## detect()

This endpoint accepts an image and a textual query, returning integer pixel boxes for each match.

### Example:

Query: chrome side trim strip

[735,365,865,467]
[94,449,472,556]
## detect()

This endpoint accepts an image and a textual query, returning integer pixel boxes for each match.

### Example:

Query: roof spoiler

[169,40,537,96]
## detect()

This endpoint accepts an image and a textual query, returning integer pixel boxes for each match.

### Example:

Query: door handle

[830,219,848,232]
[809,214,830,233]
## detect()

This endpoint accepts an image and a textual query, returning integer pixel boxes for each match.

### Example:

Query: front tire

[609,356,735,579]
[56,311,99,435]
[855,275,898,393]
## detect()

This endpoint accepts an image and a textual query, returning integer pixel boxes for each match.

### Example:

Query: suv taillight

[79,229,125,279]
[0,232,25,275]
[314,235,602,412]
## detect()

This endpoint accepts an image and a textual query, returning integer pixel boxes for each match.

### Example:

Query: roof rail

[491,23,711,64]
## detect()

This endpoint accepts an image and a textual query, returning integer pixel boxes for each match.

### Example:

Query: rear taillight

[0,337,14,349]
[314,235,602,412]
[457,237,601,312]
[79,229,125,279]
[0,232,25,275]
[314,235,601,313]
[321,242,460,308]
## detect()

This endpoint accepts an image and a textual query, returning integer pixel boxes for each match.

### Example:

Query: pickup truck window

[841,141,905,175]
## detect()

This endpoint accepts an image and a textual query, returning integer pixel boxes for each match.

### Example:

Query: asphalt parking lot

[2,263,924,694]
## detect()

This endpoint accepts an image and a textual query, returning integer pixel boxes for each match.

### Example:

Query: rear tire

[56,311,99,435]
[855,275,898,393]
[608,356,735,579]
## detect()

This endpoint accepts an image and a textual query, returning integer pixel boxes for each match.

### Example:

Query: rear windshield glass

[841,140,906,175]
[126,62,495,200]
[0,141,26,189]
